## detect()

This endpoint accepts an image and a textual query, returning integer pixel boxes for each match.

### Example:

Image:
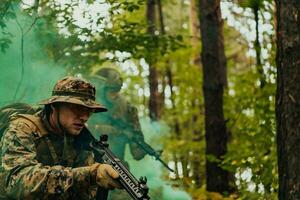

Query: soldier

[89,68,147,200]
[89,67,147,162]
[0,76,122,199]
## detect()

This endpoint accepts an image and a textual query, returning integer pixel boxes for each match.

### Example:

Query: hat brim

[39,96,107,113]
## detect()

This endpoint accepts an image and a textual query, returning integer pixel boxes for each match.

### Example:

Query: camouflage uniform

[89,68,147,200]
[90,97,146,161]
[89,68,146,161]
[0,76,107,200]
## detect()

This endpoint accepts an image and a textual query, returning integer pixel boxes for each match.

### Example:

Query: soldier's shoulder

[8,114,40,136]
[1,117,37,148]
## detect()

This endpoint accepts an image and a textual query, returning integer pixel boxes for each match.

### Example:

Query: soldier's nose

[79,112,90,122]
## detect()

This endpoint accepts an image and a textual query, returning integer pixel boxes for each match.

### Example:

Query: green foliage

[237,0,273,11]
[0,0,279,199]
[238,0,264,8]
[0,37,11,52]
[0,1,16,53]
[223,70,277,195]
[0,0,183,72]
[107,0,145,13]
[221,2,277,198]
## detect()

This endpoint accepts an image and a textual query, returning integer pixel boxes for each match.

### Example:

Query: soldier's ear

[50,104,55,110]
[50,104,59,113]
[44,104,54,117]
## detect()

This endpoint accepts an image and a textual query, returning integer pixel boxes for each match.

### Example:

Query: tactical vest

[0,110,105,199]
[11,114,94,167]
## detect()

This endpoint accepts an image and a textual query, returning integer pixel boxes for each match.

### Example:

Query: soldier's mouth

[73,123,84,129]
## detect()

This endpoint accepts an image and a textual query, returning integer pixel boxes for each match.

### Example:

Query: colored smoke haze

[0,5,192,200]
[125,118,191,200]
[0,8,65,106]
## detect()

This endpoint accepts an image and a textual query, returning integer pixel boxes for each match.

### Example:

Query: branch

[24,16,39,36]
[20,0,32,7]
[12,6,25,101]
[11,0,41,100]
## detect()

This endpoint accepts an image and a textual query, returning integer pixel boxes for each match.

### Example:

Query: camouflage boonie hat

[39,76,107,113]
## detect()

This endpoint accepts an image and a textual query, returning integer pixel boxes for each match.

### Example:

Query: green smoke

[125,118,191,200]
[0,6,191,200]
[0,7,65,106]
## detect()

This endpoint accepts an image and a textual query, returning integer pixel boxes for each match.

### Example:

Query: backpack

[0,103,41,139]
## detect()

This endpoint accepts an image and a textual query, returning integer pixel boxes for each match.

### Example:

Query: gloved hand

[94,163,122,190]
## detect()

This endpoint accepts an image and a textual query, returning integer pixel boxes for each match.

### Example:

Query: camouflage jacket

[0,111,99,200]
[89,95,146,161]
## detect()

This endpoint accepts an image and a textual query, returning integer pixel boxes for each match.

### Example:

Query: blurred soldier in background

[89,67,147,200]
[89,67,146,163]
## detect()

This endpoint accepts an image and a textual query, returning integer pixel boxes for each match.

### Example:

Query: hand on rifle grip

[96,163,123,190]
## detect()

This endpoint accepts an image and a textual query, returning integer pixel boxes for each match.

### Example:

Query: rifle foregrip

[103,153,150,200]
[94,136,150,200]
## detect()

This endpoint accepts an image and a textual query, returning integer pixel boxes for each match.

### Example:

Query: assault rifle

[92,134,150,200]
[106,115,174,172]
[128,133,174,172]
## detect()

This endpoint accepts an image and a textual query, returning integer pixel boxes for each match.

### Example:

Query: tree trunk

[156,0,166,115]
[190,0,202,188]
[157,0,165,35]
[181,154,189,180]
[253,4,266,88]
[276,1,300,199]
[148,65,160,120]
[146,0,160,120]
[198,0,229,193]
[166,65,181,180]
[173,153,180,179]
[191,106,203,188]
[190,0,201,65]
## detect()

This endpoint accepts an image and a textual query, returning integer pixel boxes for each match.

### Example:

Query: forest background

[0,0,280,199]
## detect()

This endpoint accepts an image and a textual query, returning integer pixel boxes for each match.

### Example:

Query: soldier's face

[53,103,94,136]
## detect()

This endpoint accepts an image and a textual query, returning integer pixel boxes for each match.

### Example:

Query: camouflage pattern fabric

[89,68,146,161]
[90,97,146,200]
[90,96,146,161]
[0,112,98,200]
[39,76,107,113]
[0,103,39,138]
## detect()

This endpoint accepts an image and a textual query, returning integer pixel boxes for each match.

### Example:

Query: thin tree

[190,0,203,188]
[198,0,229,193]
[146,0,161,121]
[276,1,300,199]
